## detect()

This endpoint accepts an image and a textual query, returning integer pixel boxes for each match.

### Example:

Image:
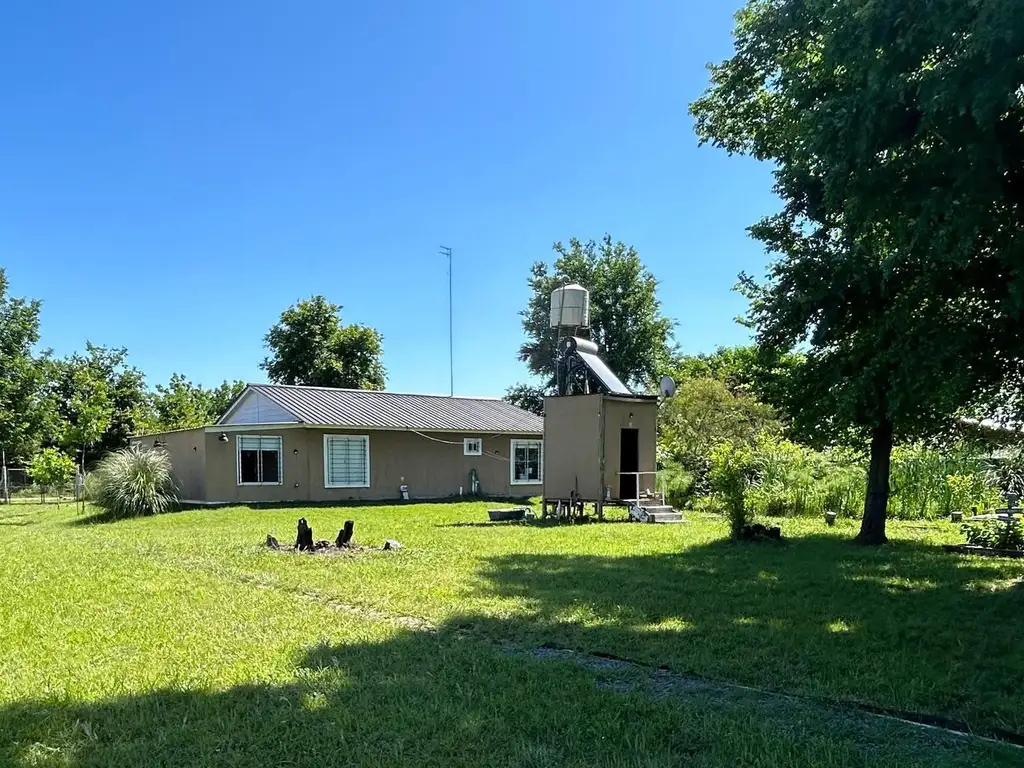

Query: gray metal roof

[226,384,544,434]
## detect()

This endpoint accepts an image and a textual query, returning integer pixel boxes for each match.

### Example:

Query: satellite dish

[659,375,677,398]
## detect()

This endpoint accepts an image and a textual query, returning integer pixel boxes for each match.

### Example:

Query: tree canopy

[690,0,1024,543]
[44,345,149,462]
[660,376,780,466]
[502,383,546,416]
[262,296,386,390]
[148,375,245,431]
[516,236,675,394]
[0,269,47,463]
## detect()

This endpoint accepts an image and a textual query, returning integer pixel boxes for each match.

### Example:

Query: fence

[0,466,83,504]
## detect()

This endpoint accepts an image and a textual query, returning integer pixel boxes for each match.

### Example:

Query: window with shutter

[237,436,283,485]
[324,435,370,488]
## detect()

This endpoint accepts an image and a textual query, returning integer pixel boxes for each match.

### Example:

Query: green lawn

[1,501,1022,767]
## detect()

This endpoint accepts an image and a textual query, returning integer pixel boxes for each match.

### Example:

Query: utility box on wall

[543,393,658,505]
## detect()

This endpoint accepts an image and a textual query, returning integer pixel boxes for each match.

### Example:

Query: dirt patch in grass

[267,543,381,557]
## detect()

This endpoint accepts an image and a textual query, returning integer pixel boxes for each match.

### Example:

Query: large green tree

[691,0,1024,543]
[0,269,48,463]
[516,236,675,394]
[262,296,386,390]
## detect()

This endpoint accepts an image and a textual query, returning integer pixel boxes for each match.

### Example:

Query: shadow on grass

[0,509,42,526]
[67,497,541,526]
[458,534,1024,736]
[2,623,1017,768]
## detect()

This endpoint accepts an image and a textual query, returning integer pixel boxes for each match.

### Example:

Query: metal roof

[222,384,544,434]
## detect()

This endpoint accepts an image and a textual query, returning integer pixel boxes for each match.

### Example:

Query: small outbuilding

[132,384,544,504]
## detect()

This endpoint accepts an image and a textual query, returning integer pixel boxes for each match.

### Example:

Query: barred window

[324,435,370,488]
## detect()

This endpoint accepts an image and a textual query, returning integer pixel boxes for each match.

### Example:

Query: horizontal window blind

[237,435,282,485]
[239,436,282,452]
[325,435,369,487]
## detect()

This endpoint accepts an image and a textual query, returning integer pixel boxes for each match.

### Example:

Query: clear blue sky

[1,0,777,397]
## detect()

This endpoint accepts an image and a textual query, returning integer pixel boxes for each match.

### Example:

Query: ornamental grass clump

[91,444,178,518]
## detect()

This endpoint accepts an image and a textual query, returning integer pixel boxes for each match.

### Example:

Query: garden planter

[488,508,527,522]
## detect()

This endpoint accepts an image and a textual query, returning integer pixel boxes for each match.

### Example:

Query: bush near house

[90,444,178,518]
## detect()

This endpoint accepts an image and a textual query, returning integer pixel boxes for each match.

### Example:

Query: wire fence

[1,466,84,505]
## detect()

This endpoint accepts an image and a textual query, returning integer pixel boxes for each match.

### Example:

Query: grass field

[2,501,1023,767]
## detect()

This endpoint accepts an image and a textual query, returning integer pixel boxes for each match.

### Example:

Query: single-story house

[132,384,545,504]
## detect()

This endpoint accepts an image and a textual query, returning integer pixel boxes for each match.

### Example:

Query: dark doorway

[619,428,639,500]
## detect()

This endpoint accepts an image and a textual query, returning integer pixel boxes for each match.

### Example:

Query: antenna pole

[440,246,453,396]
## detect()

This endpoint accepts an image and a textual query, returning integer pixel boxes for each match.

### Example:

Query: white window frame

[464,437,483,456]
[510,438,544,485]
[236,435,283,486]
[323,434,371,489]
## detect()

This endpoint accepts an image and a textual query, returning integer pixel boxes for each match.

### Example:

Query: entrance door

[619,428,639,501]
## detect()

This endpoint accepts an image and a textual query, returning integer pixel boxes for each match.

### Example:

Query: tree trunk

[296,518,314,551]
[336,520,355,548]
[856,419,893,545]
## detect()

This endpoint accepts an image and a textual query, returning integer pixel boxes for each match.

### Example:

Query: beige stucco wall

[129,428,207,501]
[201,427,541,503]
[543,394,602,500]
[541,394,657,502]
[602,397,658,499]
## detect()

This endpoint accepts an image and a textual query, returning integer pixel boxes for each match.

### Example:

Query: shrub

[709,442,756,538]
[962,519,1024,551]
[27,448,76,501]
[91,445,178,518]
[661,462,697,509]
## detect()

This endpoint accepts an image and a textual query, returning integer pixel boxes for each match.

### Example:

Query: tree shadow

[67,497,543,526]
[0,508,40,526]
[2,624,1017,768]
[462,535,1024,736]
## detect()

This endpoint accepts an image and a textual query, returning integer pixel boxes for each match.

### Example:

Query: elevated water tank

[549,283,590,328]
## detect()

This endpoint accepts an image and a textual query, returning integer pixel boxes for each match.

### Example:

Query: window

[510,439,543,485]
[237,436,282,485]
[464,437,482,456]
[324,434,370,488]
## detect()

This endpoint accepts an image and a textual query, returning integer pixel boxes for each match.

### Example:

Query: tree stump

[336,520,355,548]
[296,518,314,551]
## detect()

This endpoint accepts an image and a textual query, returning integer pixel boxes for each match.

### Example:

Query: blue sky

[1,0,777,397]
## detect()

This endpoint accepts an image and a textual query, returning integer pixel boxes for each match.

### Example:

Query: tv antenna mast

[439,245,453,396]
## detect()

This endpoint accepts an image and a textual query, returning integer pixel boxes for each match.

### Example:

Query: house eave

[205,422,543,435]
